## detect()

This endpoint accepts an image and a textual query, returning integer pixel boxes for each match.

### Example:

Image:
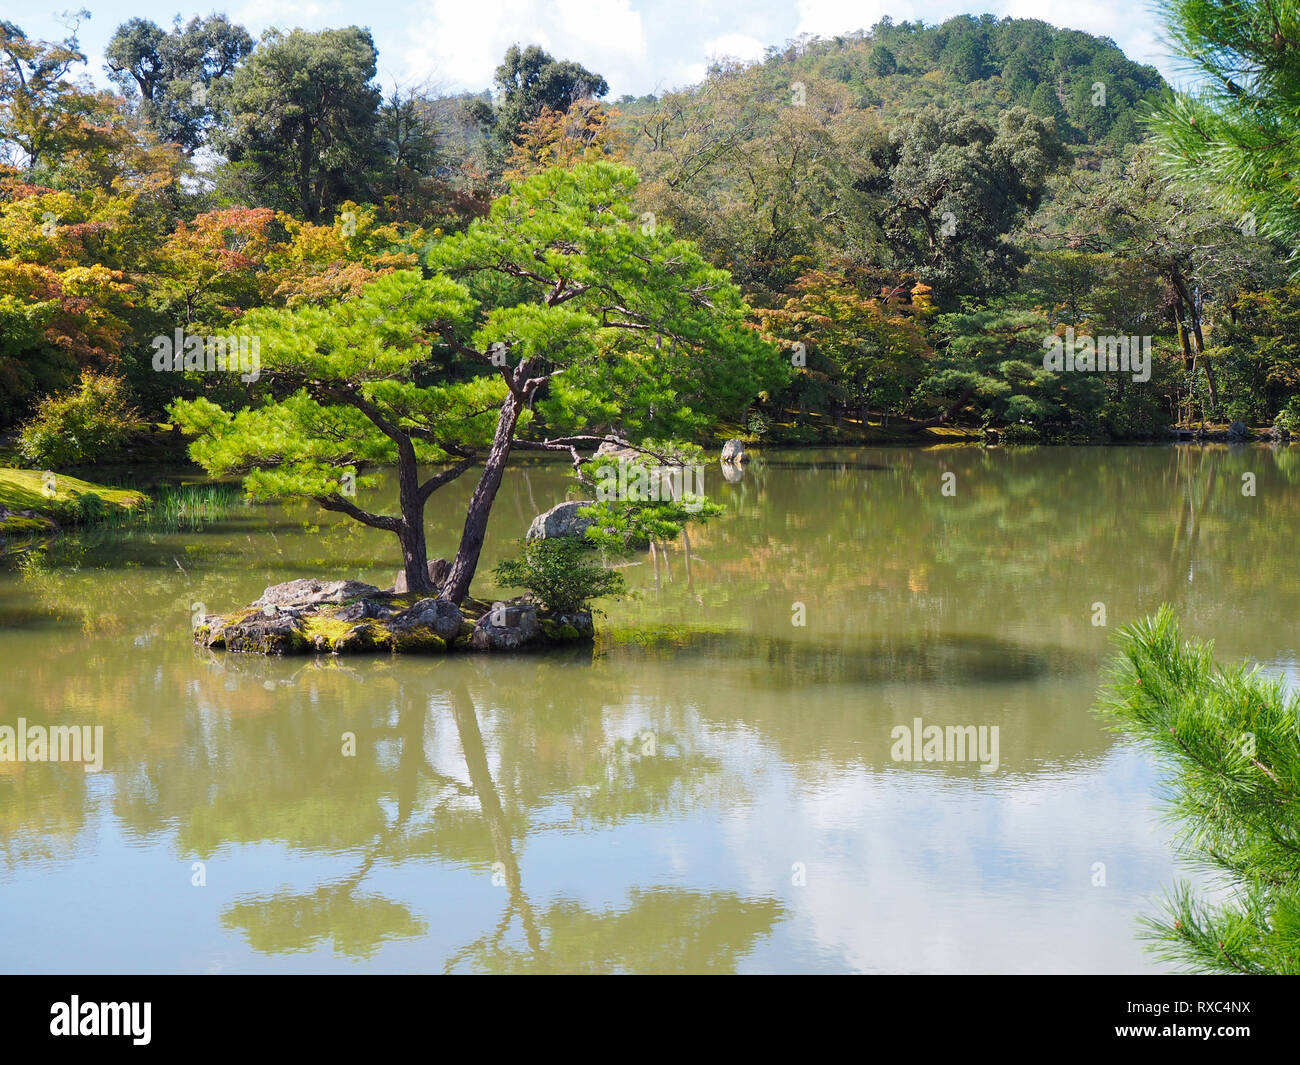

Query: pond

[2,444,1296,973]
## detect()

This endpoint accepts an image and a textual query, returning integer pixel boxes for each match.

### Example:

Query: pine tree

[171,163,785,601]
[1150,0,1300,270]
[1097,607,1300,974]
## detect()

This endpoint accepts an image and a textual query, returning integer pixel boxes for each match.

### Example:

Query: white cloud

[230,0,343,34]
[399,0,648,95]
[667,32,767,86]
[721,750,1190,973]
[795,0,912,38]
[556,0,647,57]
[52,0,1177,102]
[703,32,767,64]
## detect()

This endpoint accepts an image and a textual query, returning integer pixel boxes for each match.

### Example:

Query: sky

[10,1,1179,99]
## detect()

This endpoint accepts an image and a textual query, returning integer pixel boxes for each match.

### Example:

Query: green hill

[615,15,1166,153]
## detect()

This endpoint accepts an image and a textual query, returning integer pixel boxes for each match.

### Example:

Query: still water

[1,445,1295,973]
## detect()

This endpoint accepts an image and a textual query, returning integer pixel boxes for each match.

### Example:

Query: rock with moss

[0,506,57,541]
[196,584,595,656]
[218,610,310,655]
[470,599,540,651]
[333,622,392,653]
[389,625,447,653]
[391,597,463,640]
[539,610,595,643]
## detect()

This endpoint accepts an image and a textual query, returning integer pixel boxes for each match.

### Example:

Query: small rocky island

[195,577,593,656]
[195,440,749,656]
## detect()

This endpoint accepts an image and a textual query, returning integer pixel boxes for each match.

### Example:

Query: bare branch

[417,457,477,504]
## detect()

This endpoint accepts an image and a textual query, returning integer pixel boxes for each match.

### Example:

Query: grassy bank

[0,468,148,538]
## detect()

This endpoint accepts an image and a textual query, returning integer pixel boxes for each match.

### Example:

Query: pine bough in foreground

[1097,607,1300,974]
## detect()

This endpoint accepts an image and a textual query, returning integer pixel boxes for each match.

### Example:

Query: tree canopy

[172,163,786,600]
[493,45,609,149]
[217,27,383,222]
[3,13,1299,450]
[105,15,253,154]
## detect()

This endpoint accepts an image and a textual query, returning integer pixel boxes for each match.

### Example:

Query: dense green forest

[1,10,1297,456]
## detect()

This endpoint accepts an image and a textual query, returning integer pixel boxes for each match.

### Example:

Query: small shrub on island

[493,538,625,613]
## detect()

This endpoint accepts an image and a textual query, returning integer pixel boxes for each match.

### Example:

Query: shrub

[1000,422,1041,445]
[1274,395,1300,435]
[61,491,108,524]
[494,537,625,612]
[17,371,142,468]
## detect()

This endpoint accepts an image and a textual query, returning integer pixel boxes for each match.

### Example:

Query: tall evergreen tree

[493,45,607,150]
[105,15,253,154]
[217,27,381,222]
[171,163,785,599]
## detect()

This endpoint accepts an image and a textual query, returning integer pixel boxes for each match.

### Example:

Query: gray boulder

[527,500,594,540]
[391,597,464,640]
[1227,420,1251,442]
[335,598,398,623]
[470,600,540,651]
[721,439,748,463]
[253,578,380,610]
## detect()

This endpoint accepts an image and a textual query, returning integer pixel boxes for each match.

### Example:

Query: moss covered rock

[196,585,597,656]
[218,610,310,655]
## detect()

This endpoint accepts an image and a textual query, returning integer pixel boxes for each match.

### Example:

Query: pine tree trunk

[1189,312,1220,412]
[1174,304,1193,372]
[396,441,435,596]
[443,393,523,604]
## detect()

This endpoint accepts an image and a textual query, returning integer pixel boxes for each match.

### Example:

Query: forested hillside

[0,11,1295,455]
[618,17,1165,149]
